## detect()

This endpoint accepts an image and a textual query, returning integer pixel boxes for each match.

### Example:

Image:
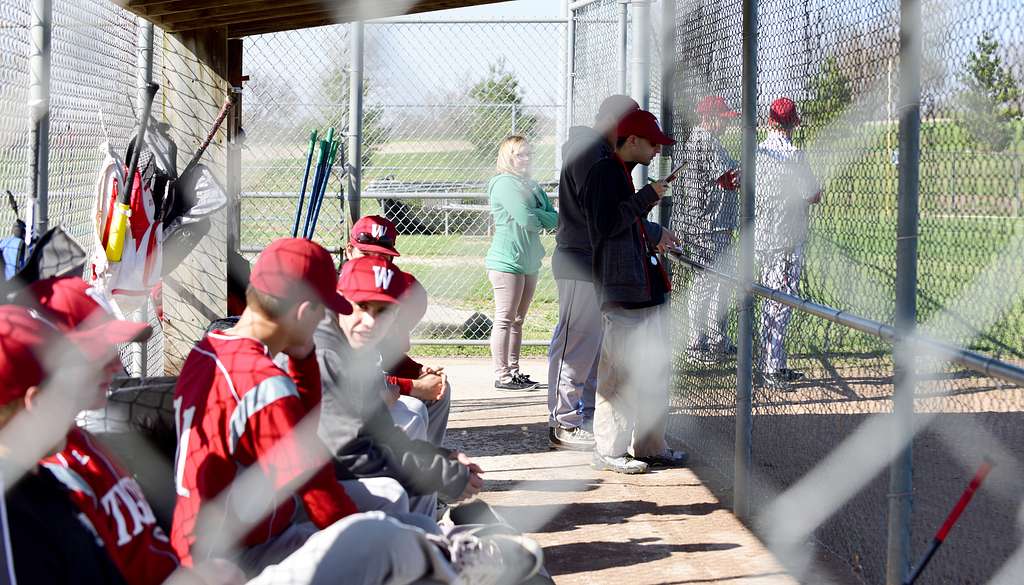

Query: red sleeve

[388,354,424,379]
[386,375,413,396]
[288,349,323,411]
[237,380,357,528]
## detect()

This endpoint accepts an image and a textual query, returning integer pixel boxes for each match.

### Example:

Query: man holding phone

[585,109,688,475]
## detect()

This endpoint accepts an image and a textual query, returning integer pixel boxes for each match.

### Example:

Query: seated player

[316,255,481,520]
[346,215,449,446]
[171,237,541,584]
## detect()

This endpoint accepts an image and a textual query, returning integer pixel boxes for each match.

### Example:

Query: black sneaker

[768,368,805,383]
[590,452,649,474]
[548,426,595,451]
[512,372,545,389]
[495,378,537,391]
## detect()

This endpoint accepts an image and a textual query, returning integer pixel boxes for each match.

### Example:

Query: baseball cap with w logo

[338,256,410,305]
[350,215,400,257]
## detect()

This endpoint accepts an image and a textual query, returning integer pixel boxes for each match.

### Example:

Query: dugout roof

[113,0,505,38]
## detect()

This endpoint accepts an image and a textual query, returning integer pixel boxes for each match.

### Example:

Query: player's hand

[411,372,445,401]
[807,189,823,204]
[650,180,669,197]
[718,168,741,191]
[382,384,401,408]
[656,228,680,253]
[421,365,445,376]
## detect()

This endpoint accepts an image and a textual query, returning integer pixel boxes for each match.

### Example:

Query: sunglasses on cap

[355,231,395,247]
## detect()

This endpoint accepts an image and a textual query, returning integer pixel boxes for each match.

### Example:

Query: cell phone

[664,160,687,183]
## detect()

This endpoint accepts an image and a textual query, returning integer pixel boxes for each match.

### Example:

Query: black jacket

[584,156,665,307]
[552,126,614,281]
[3,467,128,585]
[314,316,470,502]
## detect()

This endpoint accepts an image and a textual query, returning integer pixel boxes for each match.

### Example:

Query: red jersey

[169,331,357,566]
[41,428,179,585]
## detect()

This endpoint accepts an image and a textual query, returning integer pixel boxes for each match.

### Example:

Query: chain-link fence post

[630,0,652,187]
[734,0,757,522]
[346,21,364,228]
[887,0,923,582]
[656,0,674,229]
[563,0,575,151]
[28,0,52,240]
[617,0,629,94]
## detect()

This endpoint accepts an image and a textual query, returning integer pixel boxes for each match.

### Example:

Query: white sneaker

[450,532,544,585]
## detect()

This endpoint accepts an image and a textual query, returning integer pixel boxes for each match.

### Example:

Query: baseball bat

[903,459,994,585]
[106,82,159,263]
[180,96,233,178]
[293,130,318,237]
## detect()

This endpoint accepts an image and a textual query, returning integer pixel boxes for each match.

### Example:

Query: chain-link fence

[665,0,1024,583]
[0,0,163,376]
[240,19,566,342]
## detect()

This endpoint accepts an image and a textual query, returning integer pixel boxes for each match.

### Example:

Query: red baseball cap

[0,305,54,405]
[696,95,740,118]
[20,277,152,351]
[338,256,411,305]
[250,238,352,315]
[769,97,800,128]
[350,215,400,257]
[617,110,675,146]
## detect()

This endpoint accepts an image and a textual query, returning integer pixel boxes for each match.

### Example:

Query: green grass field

[241,132,1024,358]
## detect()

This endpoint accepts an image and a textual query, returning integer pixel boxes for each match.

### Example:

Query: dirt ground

[426,356,798,585]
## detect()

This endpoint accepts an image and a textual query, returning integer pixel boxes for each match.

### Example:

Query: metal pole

[137,20,154,117]
[135,18,155,378]
[347,21,365,227]
[564,1,577,130]
[617,0,629,94]
[657,0,675,229]
[630,0,651,187]
[734,0,758,522]
[560,0,572,158]
[887,0,922,582]
[28,0,52,241]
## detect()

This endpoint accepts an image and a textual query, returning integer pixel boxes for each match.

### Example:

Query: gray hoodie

[314,314,469,501]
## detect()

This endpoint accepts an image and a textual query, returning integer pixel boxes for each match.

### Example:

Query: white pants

[759,249,803,373]
[594,305,671,458]
[244,512,456,585]
[391,389,451,448]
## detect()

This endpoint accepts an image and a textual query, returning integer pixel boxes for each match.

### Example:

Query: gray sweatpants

[547,279,601,429]
[488,271,539,381]
[391,386,451,448]
[244,512,456,585]
[594,304,671,458]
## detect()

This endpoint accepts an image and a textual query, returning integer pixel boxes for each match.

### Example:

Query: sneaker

[548,426,595,451]
[765,368,805,387]
[449,532,544,585]
[512,373,545,389]
[590,452,649,474]
[495,378,537,391]
[638,448,689,468]
[449,499,507,526]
